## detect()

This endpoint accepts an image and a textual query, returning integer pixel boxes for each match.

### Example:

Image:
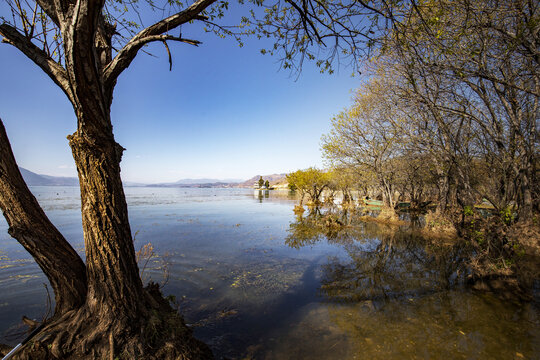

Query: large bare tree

[0,0,221,358]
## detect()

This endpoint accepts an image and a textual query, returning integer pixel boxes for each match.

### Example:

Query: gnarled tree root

[10,284,213,359]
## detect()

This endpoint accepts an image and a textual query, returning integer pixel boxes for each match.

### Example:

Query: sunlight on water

[0,187,538,359]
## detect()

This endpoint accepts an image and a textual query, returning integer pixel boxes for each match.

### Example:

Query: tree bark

[58,0,145,318]
[68,125,144,317]
[0,119,87,315]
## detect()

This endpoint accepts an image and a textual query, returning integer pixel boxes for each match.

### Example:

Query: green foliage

[512,243,526,258]
[258,176,264,188]
[500,207,515,226]
[473,230,484,245]
[287,167,331,204]
[463,206,474,217]
[264,179,270,188]
[320,0,538,221]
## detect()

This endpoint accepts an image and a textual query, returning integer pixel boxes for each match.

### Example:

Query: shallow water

[0,187,538,359]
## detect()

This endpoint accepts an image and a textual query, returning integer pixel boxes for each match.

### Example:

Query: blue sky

[0,3,360,183]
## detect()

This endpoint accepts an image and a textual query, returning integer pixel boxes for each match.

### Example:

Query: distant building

[253,183,268,189]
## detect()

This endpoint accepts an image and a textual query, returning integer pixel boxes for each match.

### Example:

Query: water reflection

[286,209,468,303]
[1,189,538,359]
[278,208,539,359]
[254,189,270,202]
[253,189,297,203]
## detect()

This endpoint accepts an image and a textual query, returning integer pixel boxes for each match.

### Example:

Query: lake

[0,187,538,359]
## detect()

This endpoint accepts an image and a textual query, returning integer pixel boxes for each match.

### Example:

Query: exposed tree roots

[7,284,213,359]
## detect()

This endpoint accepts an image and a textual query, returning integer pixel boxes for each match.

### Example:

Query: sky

[0,3,361,183]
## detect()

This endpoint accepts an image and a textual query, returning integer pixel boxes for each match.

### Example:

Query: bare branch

[103,0,216,86]
[285,0,325,45]
[0,22,73,102]
[141,34,201,46]
[162,40,172,71]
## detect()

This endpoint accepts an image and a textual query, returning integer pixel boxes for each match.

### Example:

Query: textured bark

[59,0,145,317]
[0,119,86,314]
[68,128,145,317]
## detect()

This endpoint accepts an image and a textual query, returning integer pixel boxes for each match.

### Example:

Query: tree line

[317,0,538,225]
[286,0,538,300]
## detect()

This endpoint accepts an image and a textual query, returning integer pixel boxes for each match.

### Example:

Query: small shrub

[500,207,515,225]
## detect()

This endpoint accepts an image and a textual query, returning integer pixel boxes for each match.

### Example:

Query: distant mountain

[123,181,146,187]
[18,167,146,187]
[147,175,287,188]
[174,178,242,185]
[236,173,288,188]
[19,167,79,186]
[17,167,287,189]
[147,177,242,188]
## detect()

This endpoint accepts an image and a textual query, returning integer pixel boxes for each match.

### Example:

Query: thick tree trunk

[0,114,213,360]
[58,0,145,318]
[380,178,395,208]
[68,125,144,317]
[0,119,87,315]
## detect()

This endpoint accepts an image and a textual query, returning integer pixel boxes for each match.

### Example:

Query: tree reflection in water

[286,207,470,303]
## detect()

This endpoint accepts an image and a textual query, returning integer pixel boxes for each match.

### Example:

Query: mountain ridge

[17,167,288,188]
[19,167,79,186]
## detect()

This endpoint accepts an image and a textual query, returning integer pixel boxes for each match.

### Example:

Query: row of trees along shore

[0,0,537,358]
[321,0,539,224]
[288,0,539,301]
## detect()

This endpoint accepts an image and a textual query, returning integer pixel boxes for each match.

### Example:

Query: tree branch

[141,34,202,47]
[103,0,216,86]
[0,118,87,315]
[35,0,61,27]
[284,0,325,45]
[0,23,74,103]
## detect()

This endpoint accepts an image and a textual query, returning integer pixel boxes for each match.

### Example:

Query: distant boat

[362,198,383,206]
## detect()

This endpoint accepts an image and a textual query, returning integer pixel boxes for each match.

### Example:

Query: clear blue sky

[0,3,360,183]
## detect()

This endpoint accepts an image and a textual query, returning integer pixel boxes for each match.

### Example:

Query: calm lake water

[0,187,538,359]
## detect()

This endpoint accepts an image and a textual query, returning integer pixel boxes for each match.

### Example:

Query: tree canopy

[287,167,331,204]
[322,0,539,220]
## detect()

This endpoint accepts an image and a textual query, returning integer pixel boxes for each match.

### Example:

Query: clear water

[0,187,538,359]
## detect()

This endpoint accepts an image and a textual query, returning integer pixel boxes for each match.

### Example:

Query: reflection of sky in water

[0,187,538,359]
